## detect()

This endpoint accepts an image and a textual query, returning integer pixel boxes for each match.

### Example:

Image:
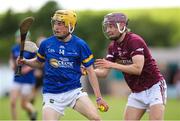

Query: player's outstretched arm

[86,65,109,112]
[80,63,110,78]
[95,56,144,75]
[17,57,44,69]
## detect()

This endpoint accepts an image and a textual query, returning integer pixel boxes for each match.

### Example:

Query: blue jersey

[11,44,36,84]
[37,35,94,93]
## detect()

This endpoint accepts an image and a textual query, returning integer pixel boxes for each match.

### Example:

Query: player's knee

[150,115,163,120]
[149,111,164,120]
[21,103,26,109]
[149,104,164,120]
[10,101,16,108]
[20,101,27,109]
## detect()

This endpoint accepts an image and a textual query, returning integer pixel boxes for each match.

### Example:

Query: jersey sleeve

[25,51,37,59]
[129,38,145,57]
[11,45,19,59]
[37,41,46,62]
[105,43,116,62]
[11,47,16,59]
[80,42,94,67]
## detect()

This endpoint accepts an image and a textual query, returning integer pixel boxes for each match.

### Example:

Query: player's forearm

[24,58,43,69]
[87,67,102,98]
[88,74,102,98]
[112,63,142,75]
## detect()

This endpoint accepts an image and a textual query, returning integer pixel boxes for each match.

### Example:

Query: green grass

[0,95,180,120]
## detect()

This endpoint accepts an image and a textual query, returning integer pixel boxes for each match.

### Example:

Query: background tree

[0,2,180,62]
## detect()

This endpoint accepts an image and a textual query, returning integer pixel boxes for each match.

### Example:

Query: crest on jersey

[50,58,59,68]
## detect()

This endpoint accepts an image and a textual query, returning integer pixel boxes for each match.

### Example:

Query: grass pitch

[0,95,180,120]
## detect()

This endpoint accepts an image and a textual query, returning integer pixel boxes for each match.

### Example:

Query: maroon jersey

[106,32,164,92]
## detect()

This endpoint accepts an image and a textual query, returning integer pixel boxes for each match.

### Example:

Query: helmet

[103,12,128,25]
[102,13,129,39]
[51,10,77,33]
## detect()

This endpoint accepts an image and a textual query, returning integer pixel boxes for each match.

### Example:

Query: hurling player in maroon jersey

[95,13,167,120]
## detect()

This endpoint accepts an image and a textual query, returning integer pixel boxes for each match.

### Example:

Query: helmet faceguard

[51,10,77,39]
[102,13,129,40]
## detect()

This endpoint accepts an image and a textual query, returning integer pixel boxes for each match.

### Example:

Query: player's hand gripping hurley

[15,17,34,76]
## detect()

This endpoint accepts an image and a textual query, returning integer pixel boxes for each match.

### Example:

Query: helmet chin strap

[108,23,124,41]
[68,23,74,33]
[117,23,126,34]
[109,23,126,42]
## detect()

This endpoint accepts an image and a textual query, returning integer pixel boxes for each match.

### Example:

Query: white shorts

[127,80,167,109]
[11,81,34,96]
[42,87,88,115]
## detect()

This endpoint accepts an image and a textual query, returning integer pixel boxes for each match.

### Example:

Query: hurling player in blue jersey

[9,30,37,120]
[18,10,109,121]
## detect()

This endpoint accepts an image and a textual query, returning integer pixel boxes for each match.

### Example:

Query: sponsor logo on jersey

[116,59,133,65]
[49,58,74,68]
[50,58,59,68]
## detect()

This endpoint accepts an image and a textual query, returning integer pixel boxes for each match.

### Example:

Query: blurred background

[0,0,180,120]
